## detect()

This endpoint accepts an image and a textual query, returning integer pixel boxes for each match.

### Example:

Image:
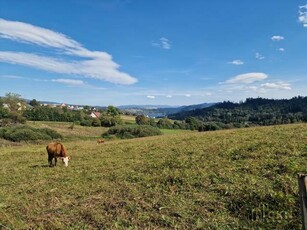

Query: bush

[198,122,222,132]
[100,115,122,127]
[8,111,27,124]
[4,128,50,142]
[102,125,162,139]
[92,118,101,127]
[157,118,173,129]
[80,119,92,127]
[0,128,6,138]
[0,125,62,142]
[40,128,62,139]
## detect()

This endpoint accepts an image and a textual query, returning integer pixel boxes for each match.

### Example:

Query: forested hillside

[169,96,307,126]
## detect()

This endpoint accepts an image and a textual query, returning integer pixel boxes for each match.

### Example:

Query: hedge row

[102,125,162,139]
[0,125,62,142]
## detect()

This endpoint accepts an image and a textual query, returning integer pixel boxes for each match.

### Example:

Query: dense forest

[169,96,307,127]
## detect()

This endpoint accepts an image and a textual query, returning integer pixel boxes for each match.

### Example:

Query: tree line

[1,93,306,131]
[169,96,307,130]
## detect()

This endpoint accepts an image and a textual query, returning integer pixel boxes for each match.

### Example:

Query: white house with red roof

[90,111,101,118]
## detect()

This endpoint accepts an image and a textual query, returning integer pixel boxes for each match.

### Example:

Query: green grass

[121,115,136,125]
[160,129,194,135]
[27,121,109,140]
[0,123,307,229]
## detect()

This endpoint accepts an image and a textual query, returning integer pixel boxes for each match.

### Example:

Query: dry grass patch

[27,121,108,140]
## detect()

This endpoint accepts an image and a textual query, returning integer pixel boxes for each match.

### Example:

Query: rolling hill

[169,96,307,126]
[0,122,306,229]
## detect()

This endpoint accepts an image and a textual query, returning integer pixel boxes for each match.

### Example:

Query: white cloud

[147,95,155,99]
[255,52,265,60]
[152,37,171,49]
[271,35,284,41]
[246,86,258,91]
[228,59,244,65]
[0,18,137,85]
[185,94,191,97]
[201,92,212,96]
[166,95,172,98]
[51,79,85,86]
[278,48,285,52]
[0,74,25,79]
[299,5,307,27]
[160,37,171,49]
[151,42,160,47]
[225,73,268,84]
[261,82,291,90]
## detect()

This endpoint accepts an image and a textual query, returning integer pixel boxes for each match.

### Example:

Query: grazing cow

[46,142,70,167]
[97,139,105,144]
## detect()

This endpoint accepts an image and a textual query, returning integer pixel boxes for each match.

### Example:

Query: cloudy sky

[0,0,307,106]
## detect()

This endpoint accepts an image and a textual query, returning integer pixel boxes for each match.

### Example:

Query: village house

[90,111,101,118]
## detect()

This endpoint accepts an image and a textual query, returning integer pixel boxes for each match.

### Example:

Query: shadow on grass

[30,164,50,168]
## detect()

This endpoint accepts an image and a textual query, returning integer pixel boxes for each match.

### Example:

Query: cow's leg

[48,154,53,167]
[54,157,57,166]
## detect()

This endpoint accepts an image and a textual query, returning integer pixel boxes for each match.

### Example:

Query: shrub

[5,128,50,142]
[80,119,92,127]
[40,128,62,139]
[0,128,6,138]
[8,111,27,124]
[198,122,222,132]
[0,125,62,142]
[157,118,173,129]
[92,118,101,127]
[100,115,122,127]
[102,125,162,139]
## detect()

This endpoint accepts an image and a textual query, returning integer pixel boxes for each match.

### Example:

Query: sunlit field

[1,123,307,229]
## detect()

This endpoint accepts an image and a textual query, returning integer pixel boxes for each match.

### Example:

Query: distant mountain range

[17,97,215,117]
[119,103,215,117]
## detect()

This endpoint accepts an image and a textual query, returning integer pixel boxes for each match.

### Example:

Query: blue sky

[0,0,307,106]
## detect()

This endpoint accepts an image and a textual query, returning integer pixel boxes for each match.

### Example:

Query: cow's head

[61,156,71,167]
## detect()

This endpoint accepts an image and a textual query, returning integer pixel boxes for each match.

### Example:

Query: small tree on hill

[29,99,40,107]
[157,118,173,129]
[106,105,120,116]
[135,114,149,125]
[2,93,26,113]
[0,93,27,126]
[100,106,122,127]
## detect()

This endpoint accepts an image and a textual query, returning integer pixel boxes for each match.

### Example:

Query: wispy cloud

[166,95,172,98]
[152,37,171,49]
[185,94,191,97]
[225,73,268,84]
[299,5,307,27]
[0,74,25,79]
[160,37,171,49]
[255,52,265,60]
[0,18,137,85]
[271,35,284,41]
[261,82,291,90]
[278,48,285,52]
[51,79,85,86]
[147,95,155,99]
[228,59,244,65]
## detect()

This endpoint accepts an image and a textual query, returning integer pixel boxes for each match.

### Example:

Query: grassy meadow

[0,123,307,229]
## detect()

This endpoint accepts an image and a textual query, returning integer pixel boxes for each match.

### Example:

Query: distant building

[90,111,101,118]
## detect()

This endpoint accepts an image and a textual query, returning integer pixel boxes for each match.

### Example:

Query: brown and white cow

[97,139,105,144]
[46,142,70,167]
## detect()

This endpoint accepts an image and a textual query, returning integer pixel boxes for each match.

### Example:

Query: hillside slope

[169,96,307,126]
[0,123,306,229]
